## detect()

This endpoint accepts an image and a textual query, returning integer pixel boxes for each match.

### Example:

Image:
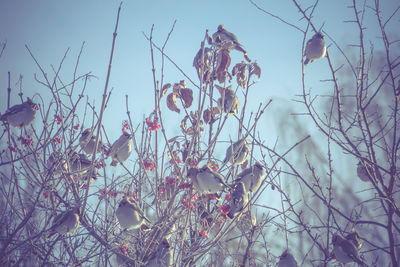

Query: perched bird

[47,150,67,176]
[218,87,239,114]
[0,98,37,128]
[115,253,128,267]
[212,24,251,62]
[67,151,98,181]
[109,132,132,166]
[304,32,326,65]
[223,138,249,165]
[234,162,264,193]
[332,233,365,266]
[357,161,375,182]
[227,182,248,219]
[188,165,228,194]
[79,128,103,155]
[47,208,80,238]
[116,198,151,230]
[145,238,173,267]
[278,250,299,267]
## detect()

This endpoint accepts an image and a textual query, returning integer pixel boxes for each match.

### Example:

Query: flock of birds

[0,25,372,266]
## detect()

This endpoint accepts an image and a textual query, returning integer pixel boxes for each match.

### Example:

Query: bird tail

[244,53,251,63]
[303,58,310,65]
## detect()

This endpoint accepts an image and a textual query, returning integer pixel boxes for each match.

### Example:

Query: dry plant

[0,0,399,266]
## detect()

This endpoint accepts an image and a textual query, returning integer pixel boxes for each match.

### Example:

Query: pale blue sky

[1,0,399,263]
[1,0,398,206]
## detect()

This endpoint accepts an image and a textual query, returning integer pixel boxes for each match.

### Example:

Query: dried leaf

[168,136,179,143]
[215,84,225,96]
[215,49,231,84]
[193,46,212,82]
[186,127,194,135]
[180,115,189,134]
[206,31,213,45]
[250,62,261,79]
[160,83,171,98]
[232,62,247,88]
[212,107,220,115]
[203,107,219,124]
[203,109,212,124]
[178,88,193,108]
[167,93,180,113]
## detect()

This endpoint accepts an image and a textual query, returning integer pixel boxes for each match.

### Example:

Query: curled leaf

[215,84,225,96]
[203,109,212,124]
[250,62,261,79]
[167,93,180,113]
[180,115,189,134]
[203,107,220,124]
[193,45,213,82]
[232,62,247,88]
[160,83,171,98]
[178,88,193,108]
[215,49,231,84]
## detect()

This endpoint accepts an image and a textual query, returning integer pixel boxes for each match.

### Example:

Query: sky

[0,0,399,263]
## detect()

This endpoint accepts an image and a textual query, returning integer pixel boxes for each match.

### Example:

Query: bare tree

[0,1,399,266]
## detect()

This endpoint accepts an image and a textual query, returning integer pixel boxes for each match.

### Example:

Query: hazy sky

[1,0,399,264]
[1,0,398,203]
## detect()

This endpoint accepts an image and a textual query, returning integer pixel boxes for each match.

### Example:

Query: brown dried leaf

[203,109,212,124]
[167,93,180,113]
[215,84,225,96]
[232,62,247,88]
[250,62,261,79]
[186,127,194,135]
[212,107,220,115]
[180,115,189,134]
[160,83,171,98]
[178,88,193,108]
[168,136,179,143]
[215,49,231,84]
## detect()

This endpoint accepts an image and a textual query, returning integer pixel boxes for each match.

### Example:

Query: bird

[218,87,239,115]
[278,250,299,267]
[304,32,326,65]
[234,162,264,193]
[332,233,365,266]
[116,198,151,230]
[223,138,249,165]
[212,24,251,62]
[346,229,362,250]
[357,161,375,182]
[188,164,228,194]
[47,208,80,239]
[0,98,37,128]
[79,128,103,155]
[227,182,248,219]
[47,150,67,176]
[109,132,132,166]
[67,151,98,181]
[145,238,173,267]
